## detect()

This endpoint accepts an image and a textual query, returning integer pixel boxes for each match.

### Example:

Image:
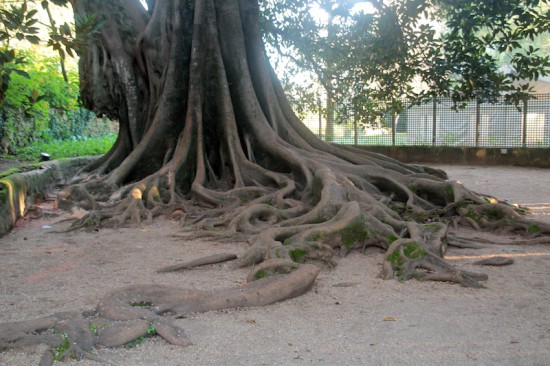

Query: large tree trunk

[2,0,549,363]
[67,0,550,290]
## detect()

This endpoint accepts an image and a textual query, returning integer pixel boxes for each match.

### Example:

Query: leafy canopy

[261,0,550,121]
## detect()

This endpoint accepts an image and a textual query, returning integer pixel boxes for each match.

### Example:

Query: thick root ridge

[156,253,238,273]
[0,263,319,364]
[458,202,550,236]
[63,176,187,230]
[98,262,319,320]
[380,239,488,288]
[59,156,548,291]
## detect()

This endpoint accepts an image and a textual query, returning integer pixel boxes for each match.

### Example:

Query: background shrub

[0,51,117,154]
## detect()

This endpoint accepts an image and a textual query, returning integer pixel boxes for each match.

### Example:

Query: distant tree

[262,0,550,126]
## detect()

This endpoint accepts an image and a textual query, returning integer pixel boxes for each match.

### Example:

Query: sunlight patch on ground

[446,252,550,261]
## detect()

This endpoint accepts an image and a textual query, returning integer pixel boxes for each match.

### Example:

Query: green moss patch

[387,234,399,243]
[289,248,308,263]
[422,223,441,232]
[338,215,370,250]
[527,224,541,234]
[388,242,426,279]
[403,242,426,259]
[125,324,156,349]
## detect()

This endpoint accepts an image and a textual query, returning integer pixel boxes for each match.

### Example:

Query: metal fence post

[475,99,481,147]
[521,98,527,147]
[318,99,323,138]
[391,112,395,146]
[353,113,358,145]
[432,96,437,146]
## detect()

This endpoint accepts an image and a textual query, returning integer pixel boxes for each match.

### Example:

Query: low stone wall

[356,146,550,168]
[0,157,95,237]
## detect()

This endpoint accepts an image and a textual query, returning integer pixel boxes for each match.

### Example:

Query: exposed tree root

[6,0,550,363]
[54,0,550,296]
[0,262,318,365]
[156,253,238,273]
[473,257,514,266]
[446,235,487,249]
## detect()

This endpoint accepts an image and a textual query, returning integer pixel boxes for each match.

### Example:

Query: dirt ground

[0,165,549,366]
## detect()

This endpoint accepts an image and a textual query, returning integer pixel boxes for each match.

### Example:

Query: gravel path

[0,165,549,366]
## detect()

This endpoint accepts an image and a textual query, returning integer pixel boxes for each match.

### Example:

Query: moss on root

[387,242,427,279]
[338,215,370,250]
[527,224,541,234]
[289,248,308,263]
[423,223,441,233]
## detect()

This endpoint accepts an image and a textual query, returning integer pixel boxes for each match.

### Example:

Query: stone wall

[0,157,95,237]
[357,146,550,168]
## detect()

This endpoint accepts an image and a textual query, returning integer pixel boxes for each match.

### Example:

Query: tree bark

[3,0,547,361]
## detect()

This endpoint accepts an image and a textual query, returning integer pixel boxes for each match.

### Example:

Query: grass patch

[15,134,116,162]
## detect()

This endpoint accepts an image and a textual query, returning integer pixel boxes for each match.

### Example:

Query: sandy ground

[0,165,549,366]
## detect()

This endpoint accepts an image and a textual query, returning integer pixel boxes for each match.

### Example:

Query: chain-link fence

[303,94,550,148]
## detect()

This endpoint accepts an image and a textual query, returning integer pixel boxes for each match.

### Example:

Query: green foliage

[387,234,399,243]
[0,51,117,153]
[435,0,550,105]
[51,332,71,361]
[0,1,114,154]
[0,0,39,106]
[262,0,550,123]
[0,1,40,45]
[0,167,21,179]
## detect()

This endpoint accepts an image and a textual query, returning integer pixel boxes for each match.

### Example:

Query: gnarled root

[457,202,550,236]
[98,262,319,320]
[0,311,112,366]
[0,262,319,364]
[156,253,238,273]
[380,237,488,288]
[473,257,514,266]
[62,178,187,230]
